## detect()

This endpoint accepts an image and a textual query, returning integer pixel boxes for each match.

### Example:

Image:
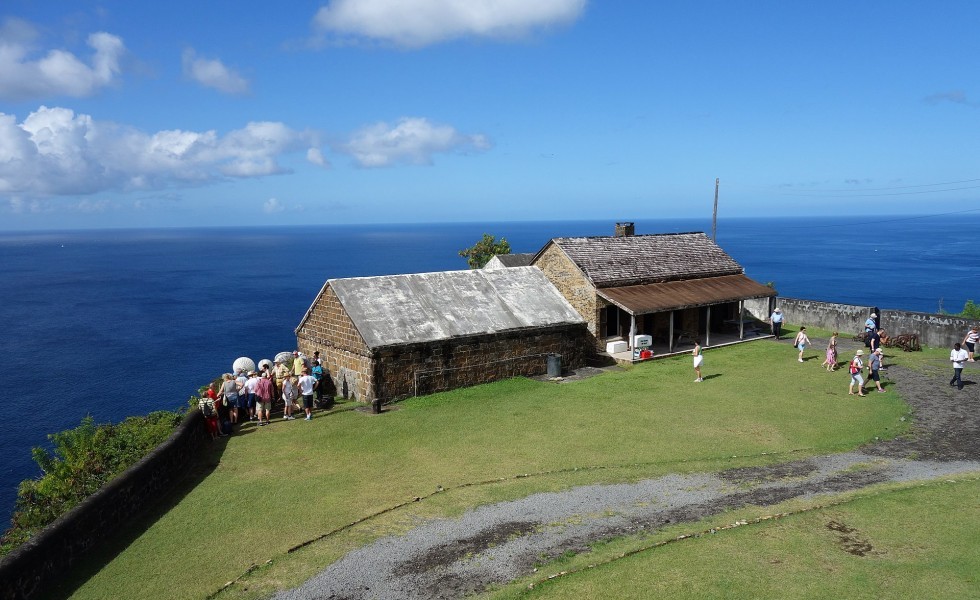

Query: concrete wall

[745,297,977,348]
[0,411,208,600]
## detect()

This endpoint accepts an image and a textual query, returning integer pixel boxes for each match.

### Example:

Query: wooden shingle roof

[546,232,744,288]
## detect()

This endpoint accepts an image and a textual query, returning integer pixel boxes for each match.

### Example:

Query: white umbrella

[274,351,294,364]
[233,356,256,374]
[258,359,273,371]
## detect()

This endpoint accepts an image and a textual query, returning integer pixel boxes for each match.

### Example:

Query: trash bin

[546,353,562,378]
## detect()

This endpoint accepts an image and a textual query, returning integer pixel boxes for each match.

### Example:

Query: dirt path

[275,343,980,600]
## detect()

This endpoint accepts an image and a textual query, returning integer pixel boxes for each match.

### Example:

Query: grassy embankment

[54,333,976,599]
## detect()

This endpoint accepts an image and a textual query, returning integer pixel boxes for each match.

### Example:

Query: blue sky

[1,0,979,231]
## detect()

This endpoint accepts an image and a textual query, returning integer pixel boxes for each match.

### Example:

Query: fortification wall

[744,297,976,348]
[0,411,208,600]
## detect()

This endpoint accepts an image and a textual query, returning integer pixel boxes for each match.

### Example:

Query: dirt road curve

[275,346,979,600]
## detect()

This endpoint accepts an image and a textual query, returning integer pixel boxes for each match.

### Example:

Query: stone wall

[533,244,601,348]
[0,410,209,600]
[745,297,977,348]
[376,324,590,400]
[296,284,373,401]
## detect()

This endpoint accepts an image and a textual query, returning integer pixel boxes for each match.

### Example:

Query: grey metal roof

[545,232,743,288]
[492,253,534,267]
[328,267,585,349]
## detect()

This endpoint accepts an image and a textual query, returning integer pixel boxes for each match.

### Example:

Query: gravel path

[274,340,980,600]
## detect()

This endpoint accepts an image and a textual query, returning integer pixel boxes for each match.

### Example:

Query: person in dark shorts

[297,368,317,420]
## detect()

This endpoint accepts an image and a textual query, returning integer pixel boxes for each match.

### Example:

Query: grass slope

[61,339,911,599]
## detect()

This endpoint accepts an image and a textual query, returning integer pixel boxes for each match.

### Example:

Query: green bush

[959,299,980,320]
[0,410,182,556]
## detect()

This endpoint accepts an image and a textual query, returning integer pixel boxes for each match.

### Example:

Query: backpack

[199,398,215,418]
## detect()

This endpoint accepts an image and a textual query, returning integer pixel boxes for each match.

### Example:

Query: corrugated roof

[597,274,777,314]
[329,267,585,349]
[548,232,743,287]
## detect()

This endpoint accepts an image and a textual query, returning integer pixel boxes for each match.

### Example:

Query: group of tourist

[198,350,330,438]
[763,309,977,396]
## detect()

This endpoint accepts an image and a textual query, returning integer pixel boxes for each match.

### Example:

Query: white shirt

[298,374,316,395]
[951,348,969,369]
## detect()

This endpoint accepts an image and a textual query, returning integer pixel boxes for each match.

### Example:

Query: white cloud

[312,0,586,47]
[340,117,490,167]
[0,106,321,198]
[307,147,330,168]
[0,18,125,100]
[182,48,249,95]
[263,197,286,213]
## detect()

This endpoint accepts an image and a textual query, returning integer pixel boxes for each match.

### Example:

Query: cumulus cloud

[306,147,330,168]
[312,0,587,47]
[0,106,322,198]
[340,117,490,167]
[182,48,250,94]
[0,18,125,100]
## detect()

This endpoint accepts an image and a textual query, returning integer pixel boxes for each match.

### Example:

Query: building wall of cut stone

[373,324,590,400]
[296,285,373,401]
[533,244,602,347]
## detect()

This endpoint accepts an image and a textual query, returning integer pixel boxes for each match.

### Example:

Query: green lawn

[57,338,918,599]
[494,477,980,599]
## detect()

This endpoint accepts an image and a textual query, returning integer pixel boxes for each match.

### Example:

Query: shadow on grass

[43,439,228,599]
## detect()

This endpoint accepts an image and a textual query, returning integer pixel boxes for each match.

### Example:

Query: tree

[458,233,511,269]
[959,299,980,319]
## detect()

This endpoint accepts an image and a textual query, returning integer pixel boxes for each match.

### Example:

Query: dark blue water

[0,215,976,526]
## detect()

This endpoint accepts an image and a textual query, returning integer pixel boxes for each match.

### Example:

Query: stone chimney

[614,222,635,237]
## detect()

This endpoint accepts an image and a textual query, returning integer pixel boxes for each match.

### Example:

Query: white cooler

[605,340,629,353]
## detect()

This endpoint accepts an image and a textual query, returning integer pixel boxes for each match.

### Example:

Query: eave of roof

[597,274,777,315]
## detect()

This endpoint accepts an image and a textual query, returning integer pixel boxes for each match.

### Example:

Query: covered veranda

[597,274,777,363]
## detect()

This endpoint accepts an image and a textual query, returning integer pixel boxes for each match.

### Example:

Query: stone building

[531,222,776,355]
[295,267,588,402]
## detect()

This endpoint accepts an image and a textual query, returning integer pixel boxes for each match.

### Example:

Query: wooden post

[669,310,675,353]
[706,305,711,347]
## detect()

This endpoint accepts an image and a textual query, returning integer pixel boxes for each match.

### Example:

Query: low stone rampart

[0,410,208,600]
[744,297,976,348]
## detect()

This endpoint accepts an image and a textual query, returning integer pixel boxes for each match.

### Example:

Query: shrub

[0,411,182,556]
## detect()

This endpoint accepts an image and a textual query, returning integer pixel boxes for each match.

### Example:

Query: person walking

[868,348,885,392]
[963,325,979,362]
[950,342,969,390]
[793,327,811,363]
[848,350,866,396]
[822,332,839,371]
[769,307,784,339]
[692,339,704,382]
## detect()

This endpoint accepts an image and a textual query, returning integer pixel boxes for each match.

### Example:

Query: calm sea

[0,215,976,525]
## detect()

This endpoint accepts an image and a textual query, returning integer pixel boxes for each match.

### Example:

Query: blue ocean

[0,215,977,526]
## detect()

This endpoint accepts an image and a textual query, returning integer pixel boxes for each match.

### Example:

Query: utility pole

[712,178,719,241]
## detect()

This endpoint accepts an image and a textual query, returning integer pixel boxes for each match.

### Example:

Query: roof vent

[614,222,635,237]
